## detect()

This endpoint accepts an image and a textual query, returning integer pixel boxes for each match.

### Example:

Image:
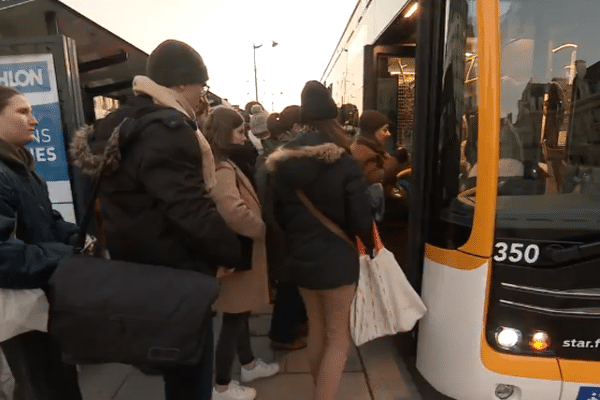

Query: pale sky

[61,0,357,112]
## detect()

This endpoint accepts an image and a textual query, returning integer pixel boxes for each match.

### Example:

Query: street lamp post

[253,40,278,103]
[253,43,262,102]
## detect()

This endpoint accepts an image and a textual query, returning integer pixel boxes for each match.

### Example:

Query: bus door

[363,28,418,272]
[364,45,416,155]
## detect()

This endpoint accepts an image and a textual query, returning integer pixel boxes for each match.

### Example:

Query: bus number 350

[493,242,540,264]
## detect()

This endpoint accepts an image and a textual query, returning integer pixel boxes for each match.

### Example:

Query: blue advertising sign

[0,54,74,221]
[29,102,70,181]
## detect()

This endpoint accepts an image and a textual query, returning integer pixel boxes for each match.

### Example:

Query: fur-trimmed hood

[264,131,349,188]
[264,142,345,172]
[70,121,125,176]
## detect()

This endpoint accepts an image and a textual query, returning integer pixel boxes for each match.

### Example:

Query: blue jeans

[161,316,214,400]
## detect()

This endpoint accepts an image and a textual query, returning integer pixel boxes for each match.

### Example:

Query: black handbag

[235,235,253,271]
[48,118,219,366]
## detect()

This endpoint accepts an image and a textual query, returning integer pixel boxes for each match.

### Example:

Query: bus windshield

[495,0,600,242]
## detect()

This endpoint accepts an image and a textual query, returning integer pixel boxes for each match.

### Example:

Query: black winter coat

[265,131,373,290]
[0,140,78,289]
[72,96,240,276]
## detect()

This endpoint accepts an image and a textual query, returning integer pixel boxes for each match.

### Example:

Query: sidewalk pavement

[79,305,424,400]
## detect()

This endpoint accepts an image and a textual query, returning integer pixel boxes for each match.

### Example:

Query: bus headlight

[495,384,515,399]
[495,327,521,350]
[529,331,550,352]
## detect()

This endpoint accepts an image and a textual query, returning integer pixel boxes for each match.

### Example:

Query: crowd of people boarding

[0,38,409,400]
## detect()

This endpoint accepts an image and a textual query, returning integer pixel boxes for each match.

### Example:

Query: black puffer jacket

[265,131,372,290]
[70,95,240,276]
[0,140,78,289]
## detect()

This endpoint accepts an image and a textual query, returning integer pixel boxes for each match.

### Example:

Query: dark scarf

[227,142,258,189]
[0,139,35,174]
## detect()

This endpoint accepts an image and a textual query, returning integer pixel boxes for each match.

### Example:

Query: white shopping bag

[350,248,427,346]
[0,288,49,343]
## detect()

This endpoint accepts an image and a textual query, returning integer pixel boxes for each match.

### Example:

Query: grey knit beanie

[147,40,209,87]
[249,104,269,136]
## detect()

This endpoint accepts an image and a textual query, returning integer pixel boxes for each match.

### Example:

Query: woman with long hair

[204,105,279,400]
[265,81,373,400]
[0,86,82,400]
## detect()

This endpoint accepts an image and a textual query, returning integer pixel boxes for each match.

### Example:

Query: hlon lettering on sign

[0,69,44,88]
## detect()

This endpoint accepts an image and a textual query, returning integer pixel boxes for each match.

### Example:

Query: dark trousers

[269,283,308,344]
[0,331,82,400]
[161,315,214,400]
[214,312,254,386]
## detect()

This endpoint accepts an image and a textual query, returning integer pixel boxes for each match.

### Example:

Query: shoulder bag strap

[295,189,356,249]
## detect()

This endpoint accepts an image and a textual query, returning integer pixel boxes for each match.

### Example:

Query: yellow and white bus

[323,0,600,399]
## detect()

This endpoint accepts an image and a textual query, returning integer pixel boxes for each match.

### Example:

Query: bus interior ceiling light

[404,3,418,18]
[529,331,550,352]
[495,327,521,349]
[495,384,515,400]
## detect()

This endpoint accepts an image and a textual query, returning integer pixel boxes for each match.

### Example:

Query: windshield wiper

[547,241,600,263]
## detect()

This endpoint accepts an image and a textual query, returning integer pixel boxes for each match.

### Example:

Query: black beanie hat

[359,110,389,137]
[300,81,338,123]
[147,40,209,87]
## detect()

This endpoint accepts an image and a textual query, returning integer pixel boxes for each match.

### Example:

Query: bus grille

[486,257,600,360]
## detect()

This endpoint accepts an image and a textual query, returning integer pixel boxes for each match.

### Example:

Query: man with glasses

[71,39,240,400]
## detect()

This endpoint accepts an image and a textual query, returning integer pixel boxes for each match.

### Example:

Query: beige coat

[211,160,270,314]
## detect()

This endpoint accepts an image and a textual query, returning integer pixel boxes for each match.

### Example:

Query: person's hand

[195,94,210,120]
[67,234,97,255]
[83,236,98,256]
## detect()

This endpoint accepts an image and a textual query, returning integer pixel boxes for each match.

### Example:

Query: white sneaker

[240,358,280,382]
[212,380,257,400]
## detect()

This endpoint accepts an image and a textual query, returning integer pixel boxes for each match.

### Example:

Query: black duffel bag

[48,254,219,366]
